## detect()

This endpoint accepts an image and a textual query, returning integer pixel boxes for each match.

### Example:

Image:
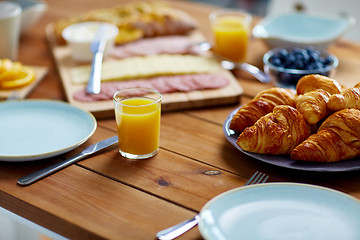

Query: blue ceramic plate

[0,100,97,161]
[199,183,360,240]
[252,13,355,50]
[223,107,360,172]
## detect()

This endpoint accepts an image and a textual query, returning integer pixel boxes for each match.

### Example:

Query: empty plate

[199,183,360,240]
[0,100,97,161]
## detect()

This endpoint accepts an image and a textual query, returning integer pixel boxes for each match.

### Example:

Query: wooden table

[2,0,360,239]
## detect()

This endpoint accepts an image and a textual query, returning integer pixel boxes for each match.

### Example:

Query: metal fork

[6,91,21,101]
[156,171,269,240]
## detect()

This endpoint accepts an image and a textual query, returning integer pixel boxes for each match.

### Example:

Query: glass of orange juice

[209,9,252,63]
[113,87,162,159]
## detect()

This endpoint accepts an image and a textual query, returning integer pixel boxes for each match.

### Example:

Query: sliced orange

[0,66,36,89]
[0,62,23,82]
[0,59,14,74]
[114,27,143,44]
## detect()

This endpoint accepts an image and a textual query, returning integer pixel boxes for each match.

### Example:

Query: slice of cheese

[71,54,223,84]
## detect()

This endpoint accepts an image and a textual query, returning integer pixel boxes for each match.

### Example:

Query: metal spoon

[197,41,270,83]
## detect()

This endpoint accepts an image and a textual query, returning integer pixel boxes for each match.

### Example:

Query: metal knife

[86,24,107,94]
[17,136,118,186]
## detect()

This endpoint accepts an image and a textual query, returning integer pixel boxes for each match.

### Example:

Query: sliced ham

[191,74,230,89]
[112,36,200,59]
[150,76,178,93]
[73,73,229,102]
[167,75,199,92]
[73,90,113,102]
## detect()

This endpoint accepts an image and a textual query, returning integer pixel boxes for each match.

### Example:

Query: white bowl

[253,13,355,50]
[62,21,119,62]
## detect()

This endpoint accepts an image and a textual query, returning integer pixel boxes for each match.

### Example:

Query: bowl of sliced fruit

[263,47,338,88]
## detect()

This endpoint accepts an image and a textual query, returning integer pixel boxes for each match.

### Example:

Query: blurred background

[192,0,360,42]
[192,0,269,17]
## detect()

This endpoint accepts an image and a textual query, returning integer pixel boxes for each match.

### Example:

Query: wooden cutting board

[46,24,243,118]
[0,66,48,100]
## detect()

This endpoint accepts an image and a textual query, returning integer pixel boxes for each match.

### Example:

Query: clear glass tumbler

[113,87,162,159]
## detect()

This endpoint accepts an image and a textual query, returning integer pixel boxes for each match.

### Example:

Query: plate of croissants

[224,74,360,172]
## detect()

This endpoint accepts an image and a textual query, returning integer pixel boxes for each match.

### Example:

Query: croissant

[230,87,296,132]
[237,105,312,155]
[327,84,360,111]
[290,108,360,162]
[295,89,331,125]
[296,74,342,95]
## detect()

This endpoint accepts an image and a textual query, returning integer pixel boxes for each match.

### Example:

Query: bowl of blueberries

[263,47,338,88]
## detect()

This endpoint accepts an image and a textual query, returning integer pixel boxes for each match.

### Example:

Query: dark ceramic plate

[223,107,360,172]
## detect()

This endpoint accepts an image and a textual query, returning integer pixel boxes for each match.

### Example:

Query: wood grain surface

[1,0,360,239]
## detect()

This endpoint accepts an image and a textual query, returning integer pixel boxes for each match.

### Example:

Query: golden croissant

[290,108,360,162]
[230,87,296,133]
[327,83,360,111]
[296,74,342,95]
[295,89,331,125]
[237,105,312,155]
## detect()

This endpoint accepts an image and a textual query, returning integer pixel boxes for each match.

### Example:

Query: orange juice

[114,88,161,159]
[210,11,251,62]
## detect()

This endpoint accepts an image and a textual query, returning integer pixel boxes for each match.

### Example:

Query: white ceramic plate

[224,107,360,172]
[0,100,96,161]
[199,183,360,240]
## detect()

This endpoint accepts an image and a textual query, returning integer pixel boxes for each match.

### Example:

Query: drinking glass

[209,9,252,63]
[0,1,22,60]
[113,87,162,159]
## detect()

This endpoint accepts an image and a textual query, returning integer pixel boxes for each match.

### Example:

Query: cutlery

[17,136,118,186]
[156,171,269,240]
[6,91,20,101]
[196,41,270,83]
[86,24,107,94]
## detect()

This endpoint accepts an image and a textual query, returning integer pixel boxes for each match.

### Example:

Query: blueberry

[292,48,305,56]
[304,63,314,70]
[285,54,296,67]
[307,61,322,70]
[271,57,282,67]
[295,60,305,69]
[314,61,324,70]
[322,56,332,66]
[277,49,288,61]
[310,53,318,62]
[306,47,320,56]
